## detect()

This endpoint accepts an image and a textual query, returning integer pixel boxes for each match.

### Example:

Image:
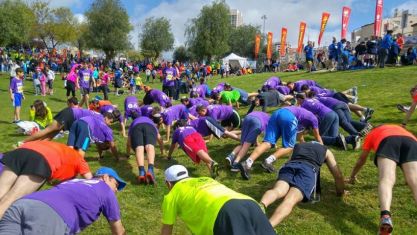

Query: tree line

[0,0,265,62]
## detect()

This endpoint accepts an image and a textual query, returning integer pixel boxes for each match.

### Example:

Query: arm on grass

[109,141,120,159]
[120,122,127,138]
[312,128,323,144]
[158,134,165,156]
[348,150,369,184]
[167,143,177,159]
[109,220,125,235]
[325,150,345,196]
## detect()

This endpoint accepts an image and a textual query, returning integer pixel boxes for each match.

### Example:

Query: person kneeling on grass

[161,165,276,235]
[67,113,122,160]
[167,120,219,178]
[226,111,270,171]
[126,116,164,185]
[0,167,126,235]
[0,141,92,219]
[260,142,345,228]
[347,125,417,235]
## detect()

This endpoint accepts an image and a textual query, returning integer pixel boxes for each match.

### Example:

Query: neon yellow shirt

[134,76,143,86]
[220,90,240,104]
[161,177,253,235]
[29,106,53,129]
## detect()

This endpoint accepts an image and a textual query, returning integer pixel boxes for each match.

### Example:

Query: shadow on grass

[49,97,67,103]
[301,178,378,233]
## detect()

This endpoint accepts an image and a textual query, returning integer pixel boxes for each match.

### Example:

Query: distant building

[230,9,243,28]
[412,23,417,35]
[352,9,417,42]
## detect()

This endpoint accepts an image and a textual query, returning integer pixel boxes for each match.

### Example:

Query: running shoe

[146,171,156,185]
[339,134,348,151]
[359,123,373,137]
[261,160,275,173]
[379,215,393,235]
[396,104,410,113]
[230,163,240,172]
[352,96,358,104]
[137,175,147,184]
[238,162,251,180]
[352,135,361,151]
[210,161,219,179]
[352,86,358,96]
[225,154,235,167]
[364,108,374,121]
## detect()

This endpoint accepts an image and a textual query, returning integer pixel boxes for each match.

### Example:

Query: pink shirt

[101,73,109,85]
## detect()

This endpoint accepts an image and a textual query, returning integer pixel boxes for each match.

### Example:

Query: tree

[185,1,231,61]
[84,0,132,61]
[31,1,77,51]
[140,17,174,59]
[0,0,35,47]
[173,46,191,63]
[228,25,261,59]
[74,21,88,55]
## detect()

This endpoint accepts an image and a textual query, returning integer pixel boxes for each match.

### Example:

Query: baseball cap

[165,165,189,182]
[95,167,127,191]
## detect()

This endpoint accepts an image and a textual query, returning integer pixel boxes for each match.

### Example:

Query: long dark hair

[33,100,47,119]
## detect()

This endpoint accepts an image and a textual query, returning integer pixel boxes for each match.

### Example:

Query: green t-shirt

[220,90,240,104]
[162,177,253,235]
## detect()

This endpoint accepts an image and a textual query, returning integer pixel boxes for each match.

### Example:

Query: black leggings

[100,85,109,100]
[66,81,76,97]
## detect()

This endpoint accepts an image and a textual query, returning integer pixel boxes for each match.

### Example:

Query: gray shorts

[0,199,71,235]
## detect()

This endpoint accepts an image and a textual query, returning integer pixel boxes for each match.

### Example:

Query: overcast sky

[47,0,417,51]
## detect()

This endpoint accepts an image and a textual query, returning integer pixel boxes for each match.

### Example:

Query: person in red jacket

[0,141,92,218]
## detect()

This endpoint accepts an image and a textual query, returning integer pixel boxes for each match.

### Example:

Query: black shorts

[0,148,51,179]
[47,80,53,89]
[53,107,75,131]
[375,136,417,166]
[221,110,241,128]
[306,58,314,63]
[80,88,90,96]
[163,86,175,98]
[67,120,91,151]
[130,123,157,149]
[332,92,350,104]
[213,199,275,235]
[205,117,225,138]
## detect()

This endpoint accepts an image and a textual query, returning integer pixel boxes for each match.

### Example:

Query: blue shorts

[278,161,318,202]
[263,108,297,148]
[235,88,249,103]
[13,93,23,107]
[67,120,91,151]
[241,116,262,144]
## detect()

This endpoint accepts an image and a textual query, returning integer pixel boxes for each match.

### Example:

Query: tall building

[230,9,243,28]
[352,9,417,42]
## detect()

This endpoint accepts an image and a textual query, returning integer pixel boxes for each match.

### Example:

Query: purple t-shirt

[276,85,291,95]
[189,98,210,107]
[163,67,177,87]
[129,116,158,136]
[99,105,123,123]
[194,84,210,98]
[294,80,319,92]
[0,153,3,174]
[72,108,97,120]
[284,106,319,131]
[172,126,197,147]
[262,76,281,90]
[24,179,120,234]
[301,99,332,118]
[9,77,23,94]
[80,116,113,143]
[211,83,225,95]
[78,69,93,89]
[150,89,171,107]
[317,97,344,109]
[124,96,141,120]
[206,105,233,121]
[161,104,189,126]
[310,86,335,97]
[189,117,212,137]
[140,105,153,118]
[247,111,270,132]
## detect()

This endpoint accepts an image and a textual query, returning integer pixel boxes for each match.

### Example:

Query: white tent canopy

[222,53,248,68]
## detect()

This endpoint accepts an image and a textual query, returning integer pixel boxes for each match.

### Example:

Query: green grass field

[1,66,417,234]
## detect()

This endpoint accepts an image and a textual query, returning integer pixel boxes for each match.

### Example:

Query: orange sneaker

[137,175,147,184]
[146,172,156,185]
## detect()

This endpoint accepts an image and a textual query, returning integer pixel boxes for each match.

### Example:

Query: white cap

[165,165,189,182]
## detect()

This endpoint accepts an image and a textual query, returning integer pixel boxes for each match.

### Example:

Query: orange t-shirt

[20,141,90,181]
[89,100,112,112]
[363,125,417,152]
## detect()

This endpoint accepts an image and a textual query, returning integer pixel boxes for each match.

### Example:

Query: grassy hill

[1,66,416,234]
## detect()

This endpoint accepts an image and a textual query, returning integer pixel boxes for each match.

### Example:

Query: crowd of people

[2,55,417,235]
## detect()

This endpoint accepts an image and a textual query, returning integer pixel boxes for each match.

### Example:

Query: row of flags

[255,0,384,59]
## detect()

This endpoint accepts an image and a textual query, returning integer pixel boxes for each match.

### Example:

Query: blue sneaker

[225,154,235,167]
[379,215,393,235]
[230,163,240,172]
[238,162,251,180]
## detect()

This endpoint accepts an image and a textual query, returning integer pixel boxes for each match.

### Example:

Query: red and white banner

[280,28,287,57]
[318,12,330,46]
[297,22,307,54]
[374,0,384,37]
[341,6,351,39]
[266,32,273,60]
[254,34,261,59]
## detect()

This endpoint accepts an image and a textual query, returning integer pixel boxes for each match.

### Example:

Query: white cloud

[74,13,86,23]
[390,0,417,15]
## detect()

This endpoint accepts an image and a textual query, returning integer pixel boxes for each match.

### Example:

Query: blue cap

[95,167,126,191]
